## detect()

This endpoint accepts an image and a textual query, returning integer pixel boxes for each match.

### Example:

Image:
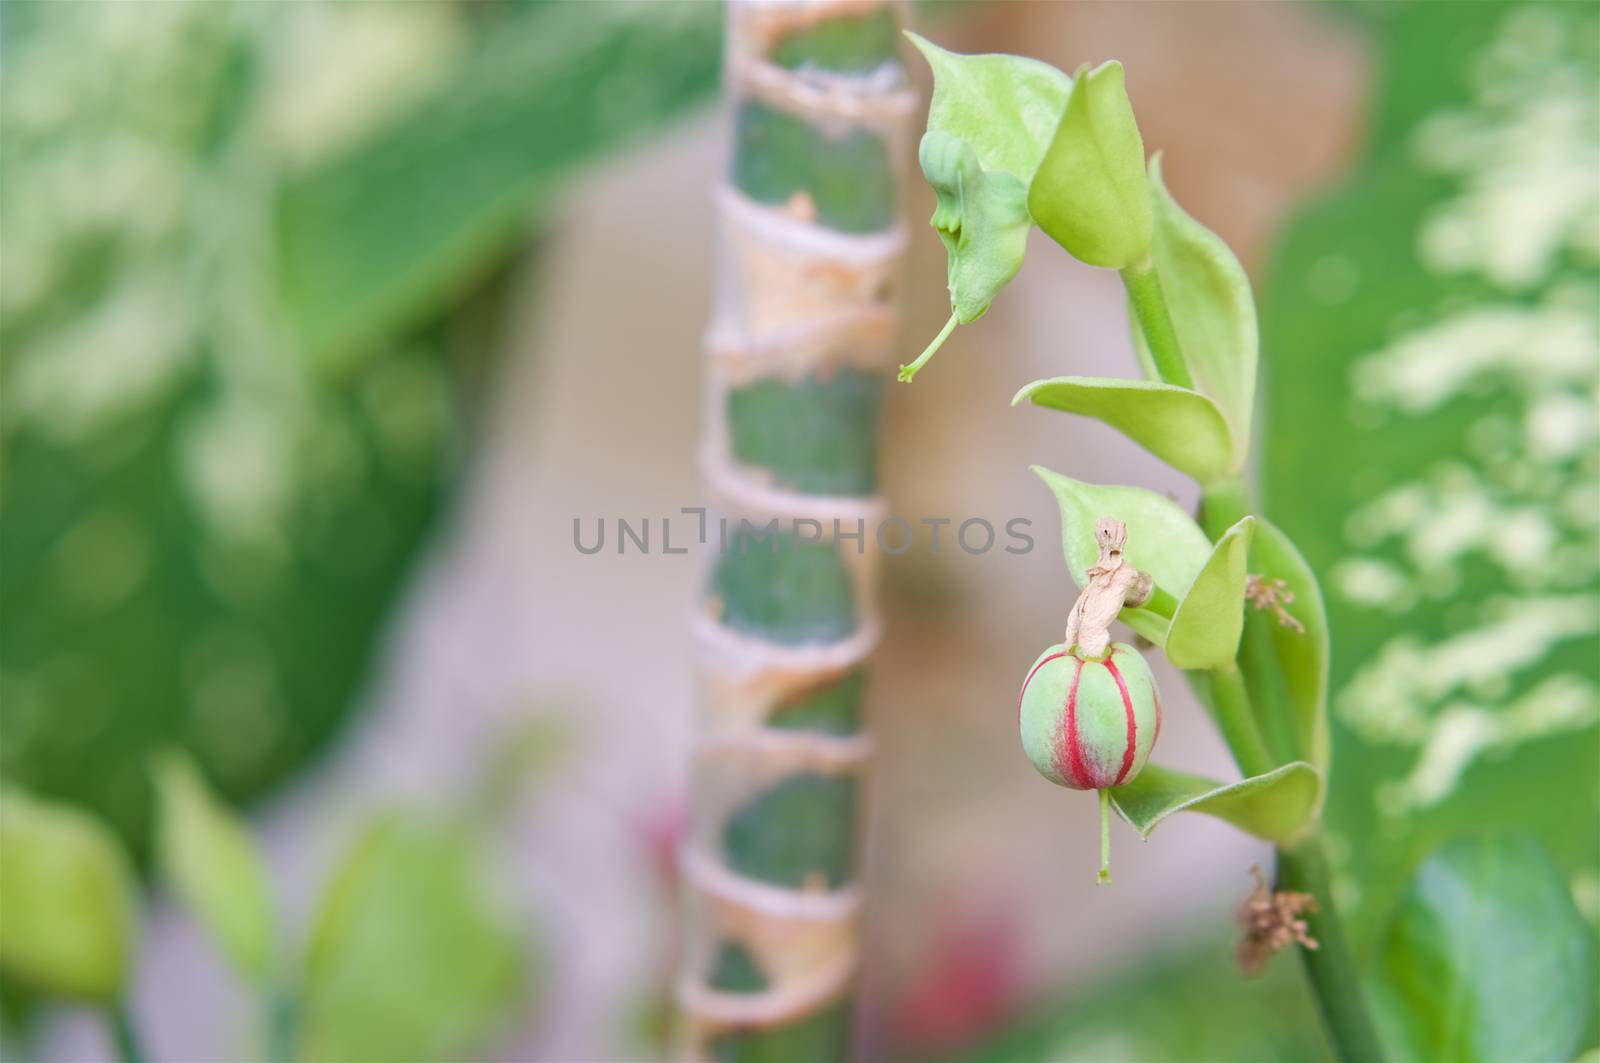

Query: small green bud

[1027,61,1153,270]
[1018,642,1160,792]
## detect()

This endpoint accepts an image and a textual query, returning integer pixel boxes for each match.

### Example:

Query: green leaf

[300,814,529,1063]
[0,787,137,1003]
[1246,517,1330,774]
[1028,61,1151,270]
[153,754,274,983]
[1013,376,1234,483]
[278,2,721,372]
[1132,155,1258,466]
[1166,516,1254,669]
[1031,466,1211,644]
[906,33,1071,182]
[1374,836,1596,1062]
[920,131,1033,325]
[1110,761,1320,843]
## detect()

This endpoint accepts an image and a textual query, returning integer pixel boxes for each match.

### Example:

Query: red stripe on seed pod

[1104,654,1138,786]
[1018,650,1073,724]
[1153,683,1163,746]
[1055,657,1089,789]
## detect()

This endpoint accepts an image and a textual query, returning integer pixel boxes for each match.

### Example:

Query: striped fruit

[1018,642,1161,791]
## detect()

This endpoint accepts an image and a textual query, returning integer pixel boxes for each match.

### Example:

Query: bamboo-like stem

[1120,259,1192,388]
[679,2,913,1059]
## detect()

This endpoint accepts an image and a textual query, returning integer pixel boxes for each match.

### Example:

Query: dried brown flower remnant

[1245,574,1305,634]
[1237,865,1319,975]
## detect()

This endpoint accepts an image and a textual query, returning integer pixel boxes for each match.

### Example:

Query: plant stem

[1097,788,1112,885]
[1204,664,1275,778]
[1279,839,1388,1062]
[267,984,298,1063]
[1199,480,1386,1062]
[1121,258,1192,389]
[110,1004,146,1063]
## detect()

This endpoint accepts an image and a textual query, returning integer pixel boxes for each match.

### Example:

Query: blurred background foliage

[0,0,721,854]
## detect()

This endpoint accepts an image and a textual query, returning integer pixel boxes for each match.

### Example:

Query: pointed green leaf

[1167,516,1254,669]
[1028,61,1151,269]
[1111,760,1320,843]
[920,131,1032,325]
[1131,156,1258,466]
[1245,517,1330,773]
[1031,466,1211,644]
[1014,376,1234,483]
[0,787,137,1003]
[906,32,1071,182]
[154,754,274,983]
[1374,836,1595,1063]
[301,814,529,1063]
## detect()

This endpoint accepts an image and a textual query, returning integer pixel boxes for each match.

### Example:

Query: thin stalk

[1205,664,1275,779]
[1120,259,1192,388]
[110,1004,146,1063]
[1279,841,1387,1062]
[1197,478,1387,1061]
[1097,788,1113,885]
[267,984,297,1063]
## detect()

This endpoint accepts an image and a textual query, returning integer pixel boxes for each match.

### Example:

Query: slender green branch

[1204,664,1275,779]
[110,1004,146,1063]
[1199,479,1387,1062]
[1279,841,1387,1062]
[268,984,298,1063]
[1097,788,1113,885]
[1121,258,1192,388]
[1198,476,1250,539]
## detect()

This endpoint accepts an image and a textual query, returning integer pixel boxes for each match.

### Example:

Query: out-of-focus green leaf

[1131,156,1257,465]
[1028,61,1150,270]
[968,934,1326,1062]
[1032,466,1210,644]
[0,787,137,1003]
[1167,517,1253,670]
[906,33,1071,182]
[1014,376,1234,484]
[300,814,529,1063]
[1111,760,1320,844]
[277,1,721,371]
[153,753,273,982]
[1374,835,1595,1062]
[1260,0,1599,948]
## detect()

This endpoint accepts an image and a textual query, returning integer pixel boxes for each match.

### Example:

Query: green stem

[110,1004,146,1063]
[1198,475,1250,539]
[1097,788,1112,885]
[1279,839,1388,1062]
[899,311,956,382]
[267,984,298,1063]
[1204,664,1275,778]
[1199,479,1385,1062]
[1121,259,1192,389]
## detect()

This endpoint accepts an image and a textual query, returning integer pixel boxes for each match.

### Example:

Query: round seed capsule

[1018,642,1161,791]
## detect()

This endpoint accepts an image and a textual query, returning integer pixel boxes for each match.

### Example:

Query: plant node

[1236,864,1318,974]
